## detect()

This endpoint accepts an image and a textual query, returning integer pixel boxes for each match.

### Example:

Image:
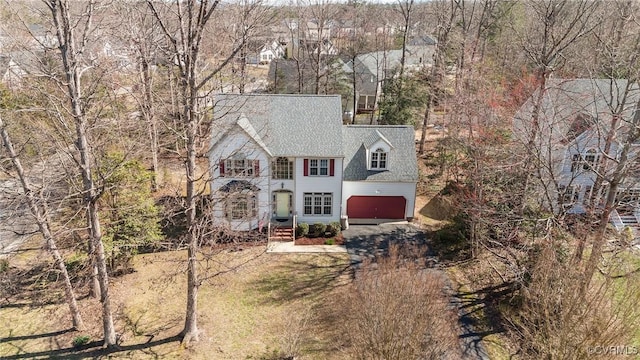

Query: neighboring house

[267,57,348,99]
[259,40,285,64]
[310,38,338,56]
[0,55,27,89]
[209,94,418,235]
[345,41,435,114]
[96,40,133,71]
[306,19,332,40]
[406,35,437,70]
[345,50,403,114]
[512,79,640,237]
[0,51,51,89]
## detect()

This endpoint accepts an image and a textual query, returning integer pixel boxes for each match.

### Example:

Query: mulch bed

[294,233,345,246]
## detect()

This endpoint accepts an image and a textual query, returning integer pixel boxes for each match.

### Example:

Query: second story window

[570,149,599,174]
[370,148,387,170]
[583,149,598,170]
[304,158,334,176]
[220,156,259,178]
[309,159,329,176]
[272,157,293,179]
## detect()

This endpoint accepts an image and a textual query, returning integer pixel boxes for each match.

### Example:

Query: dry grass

[0,247,352,359]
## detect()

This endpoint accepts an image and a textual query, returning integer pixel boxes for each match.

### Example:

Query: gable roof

[212,94,344,157]
[342,125,418,182]
[408,35,437,46]
[219,180,261,193]
[513,79,640,146]
[363,129,395,149]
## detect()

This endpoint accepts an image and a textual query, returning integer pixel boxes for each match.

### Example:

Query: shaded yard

[0,248,351,359]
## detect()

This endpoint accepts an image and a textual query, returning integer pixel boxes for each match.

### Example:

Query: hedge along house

[209,94,418,238]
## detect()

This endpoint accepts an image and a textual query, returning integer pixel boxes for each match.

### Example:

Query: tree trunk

[582,109,639,293]
[351,54,357,124]
[0,116,84,331]
[47,0,117,347]
[239,44,247,94]
[141,58,159,191]
[418,99,432,154]
[182,115,200,343]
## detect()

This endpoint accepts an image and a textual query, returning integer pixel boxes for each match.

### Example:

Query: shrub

[326,222,341,237]
[295,223,309,238]
[72,335,90,348]
[511,243,640,359]
[333,245,461,358]
[0,258,8,273]
[64,252,87,274]
[324,238,335,245]
[309,223,326,238]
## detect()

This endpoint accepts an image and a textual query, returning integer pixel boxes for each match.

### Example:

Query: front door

[276,192,290,218]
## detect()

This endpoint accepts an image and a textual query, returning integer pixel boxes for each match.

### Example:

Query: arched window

[226,193,257,220]
[370,148,387,170]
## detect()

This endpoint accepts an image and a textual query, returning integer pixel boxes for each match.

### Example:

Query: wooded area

[0,0,639,359]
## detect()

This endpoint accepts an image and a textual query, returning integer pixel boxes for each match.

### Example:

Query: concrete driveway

[342,223,430,264]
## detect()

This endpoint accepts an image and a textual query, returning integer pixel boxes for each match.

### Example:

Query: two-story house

[209,94,418,235]
[513,79,640,235]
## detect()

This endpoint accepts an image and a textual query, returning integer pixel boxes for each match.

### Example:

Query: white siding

[294,157,343,224]
[342,181,417,219]
[210,129,271,231]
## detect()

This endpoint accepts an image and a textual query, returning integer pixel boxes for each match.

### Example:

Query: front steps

[270,226,294,241]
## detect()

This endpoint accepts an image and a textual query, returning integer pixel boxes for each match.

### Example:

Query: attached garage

[347,196,406,221]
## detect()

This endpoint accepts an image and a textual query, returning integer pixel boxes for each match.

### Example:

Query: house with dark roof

[513,79,640,237]
[345,42,435,114]
[209,94,418,234]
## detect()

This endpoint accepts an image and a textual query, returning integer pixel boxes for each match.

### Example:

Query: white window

[303,193,332,216]
[583,149,598,170]
[370,148,387,169]
[227,194,257,220]
[309,159,329,176]
[225,158,256,177]
[272,157,293,179]
[559,185,581,205]
[571,149,599,173]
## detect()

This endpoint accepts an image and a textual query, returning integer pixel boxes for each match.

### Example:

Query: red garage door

[347,196,406,219]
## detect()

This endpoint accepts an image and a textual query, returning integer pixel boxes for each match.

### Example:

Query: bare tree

[42,0,118,347]
[396,0,414,79]
[115,2,165,191]
[333,246,462,359]
[418,0,456,154]
[0,115,84,331]
[146,0,261,344]
[515,0,600,212]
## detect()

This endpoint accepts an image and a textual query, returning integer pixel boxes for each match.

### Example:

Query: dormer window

[370,148,387,170]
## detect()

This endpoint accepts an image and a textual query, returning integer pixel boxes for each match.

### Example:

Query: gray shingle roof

[212,94,344,157]
[513,79,640,145]
[342,125,418,182]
